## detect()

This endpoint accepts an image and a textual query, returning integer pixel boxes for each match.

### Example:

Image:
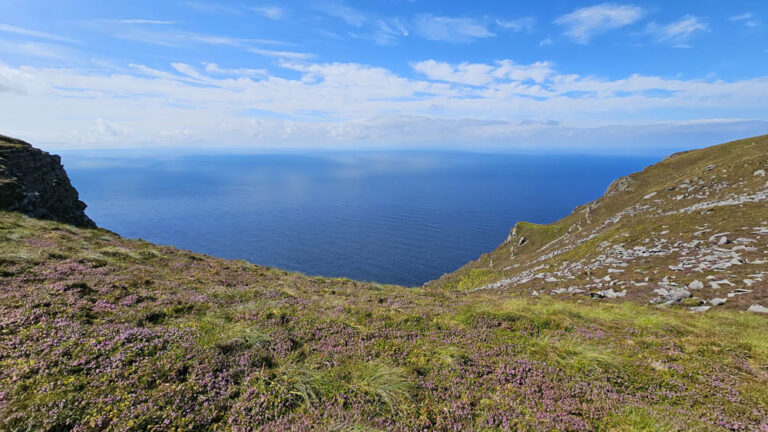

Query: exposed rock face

[605,175,633,197]
[0,134,95,228]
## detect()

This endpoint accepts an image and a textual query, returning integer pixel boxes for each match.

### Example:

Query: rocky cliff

[0,134,95,228]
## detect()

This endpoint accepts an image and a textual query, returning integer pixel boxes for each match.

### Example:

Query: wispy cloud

[203,63,268,78]
[0,23,76,43]
[184,1,286,19]
[113,29,232,47]
[111,28,291,49]
[413,14,495,43]
[350,14,494,45]
[496,17,535,33]
[170,62,211,82]
[183,1,243,15]
[0,40,75,60]
[371,18,409,45]
[117,19,176,25]
[730,12,759,28]
[250,6,286,20]
[646,15,708,47]
[554,3,645,44]
[316,1,367,27]
[249,48,314,60]
[109,26,310,58]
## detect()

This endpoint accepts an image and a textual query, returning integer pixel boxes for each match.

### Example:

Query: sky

[0,0,766,154]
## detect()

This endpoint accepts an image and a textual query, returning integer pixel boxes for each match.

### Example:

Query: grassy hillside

[430,135,768,313]
[1,134,768,430]
[1,213,767,430]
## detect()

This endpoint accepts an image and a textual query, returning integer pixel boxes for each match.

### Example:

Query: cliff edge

[0,134,95,228]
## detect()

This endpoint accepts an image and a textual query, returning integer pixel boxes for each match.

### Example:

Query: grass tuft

[346,360,412,412]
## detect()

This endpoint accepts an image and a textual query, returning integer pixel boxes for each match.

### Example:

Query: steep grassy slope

[431,135,768,313]
[1,211,767,431]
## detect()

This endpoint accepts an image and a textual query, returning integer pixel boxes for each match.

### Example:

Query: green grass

[603,406,684,431]
[454,268,501,290]
[271,360,324,406]
[192,312,270,351]
[344,360,412,413]
[513,220,569,251]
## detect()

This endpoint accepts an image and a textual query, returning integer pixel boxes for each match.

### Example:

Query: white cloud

[493,60,554,83]
[413,60,494,86]
[413,14,495,43]
[554,3,645,44]
[496,17,535,33]
[730,12,759,28]
[0,23,76,43]
[278,61,435,98]
[250,6,285,20]
[0,63,47,94]
[1,59,767,154]
[646,15,708,47]
[412,60,553,86]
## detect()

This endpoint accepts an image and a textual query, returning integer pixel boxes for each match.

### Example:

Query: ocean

[61,150,655,286]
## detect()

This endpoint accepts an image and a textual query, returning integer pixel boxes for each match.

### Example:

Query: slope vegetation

[0,135,767,430]
[431,135,768,313]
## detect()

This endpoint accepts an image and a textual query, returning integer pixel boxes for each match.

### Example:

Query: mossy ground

[1,211,766,431]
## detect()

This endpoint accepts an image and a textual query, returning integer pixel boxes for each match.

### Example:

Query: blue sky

[0,0,766,154]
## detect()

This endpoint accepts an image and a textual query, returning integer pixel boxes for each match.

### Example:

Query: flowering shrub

[1,211,767,430]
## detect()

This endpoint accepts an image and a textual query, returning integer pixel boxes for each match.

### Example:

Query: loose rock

[591,288,626,299]
[650,288,691,305]
[747,304,768,314]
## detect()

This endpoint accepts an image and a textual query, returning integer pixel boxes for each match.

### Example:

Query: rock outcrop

[0,134,95,227]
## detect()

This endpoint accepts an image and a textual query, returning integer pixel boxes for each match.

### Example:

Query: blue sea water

[60,151,655,286]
